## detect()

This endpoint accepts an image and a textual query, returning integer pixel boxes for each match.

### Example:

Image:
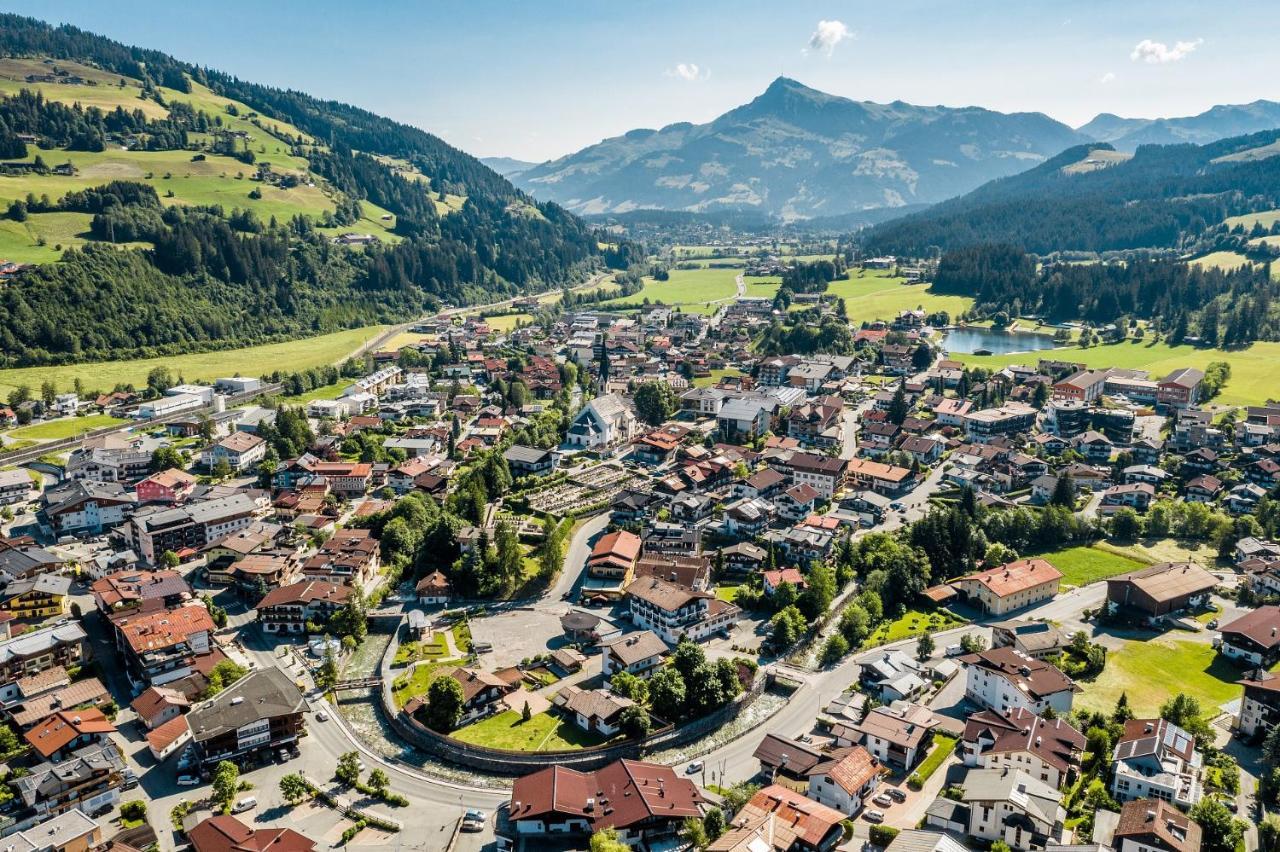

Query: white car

[872,792,894,808]
[315,710,329,722]
[176,775,200,787]
[864,809,885,823]
[231,797,258,814]
[685,761,703,775]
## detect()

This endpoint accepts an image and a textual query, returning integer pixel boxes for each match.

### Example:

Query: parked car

[685,761,703,775]
[944,644,964,657]
[864,809,885,823]
[232,797,257,814]
[886,788,907,803]
[315,710,329,722]
[872,792,894,808]
[461,810,487,832]
[177,775,200,787]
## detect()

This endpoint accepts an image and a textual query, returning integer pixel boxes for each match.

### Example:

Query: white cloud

[666,63,709,81]
[1098,71,1116,84]
[1130,38,1202,64]
[807,20,852,56]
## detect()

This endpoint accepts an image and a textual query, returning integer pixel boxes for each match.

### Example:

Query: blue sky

[9,1,1280,162]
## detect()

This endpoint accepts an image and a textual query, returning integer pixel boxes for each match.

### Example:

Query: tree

[212,457,233,481]
[769,605,808,650]
[1159,693,1215,746]
[120,799,147,822]
[648,668,687,722]
[159,549,181,568]
[279,773,310,805]
[367,768,389,796]
[202,659,248,697]
[424,675,465,732]
[609,670,649,703]
[331,594,368,641]
[633,381,676,426]
[887,383,909,425]
[704,807,726,842]
[336,751,362,786]
[838,603,871,647]
[619,705,651,739]
[316,642,339,689]
[821,634,849,666]
[1109,507,1142,540]
[146,366,174,395]
[150,446,185,473]
[1050,473,1075,508]
[521,701,532,723]
[212,761,240,812]
[681,816,709,850]
[1188,797,1245,852]
[916,632,936,661]
[960,633,986,654]
[798,562,836,621]
[1112,692,1134,724]
[590,828,630,852]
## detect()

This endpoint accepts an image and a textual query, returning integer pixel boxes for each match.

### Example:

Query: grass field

[1189,251,1253,272]
[862,607,966,650]
[823,270,973,324]
[694,369,748,388]
[290,381,350,403]
[955,339,1280,407]
[909,734,957,786]
[743,276,783,300]
[1076,637,1250,718]
[1092,537,1220,567]
[482,313,533,332]
[4,413,129,441]
[450,710,608,751]
[1041,545,1147,587]
[0,325,386,398]
[600,267,739,314]
[1225,208,1280,230]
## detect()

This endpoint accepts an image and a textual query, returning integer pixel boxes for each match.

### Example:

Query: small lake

[942,327,1060,355]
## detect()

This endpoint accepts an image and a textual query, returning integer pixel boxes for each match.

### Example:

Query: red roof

[24,707,116,757]
[589,530,642,566]
[509,759,703,831]
[146,714,190,752]
[188,816,316,852]
[956,558,1062,598]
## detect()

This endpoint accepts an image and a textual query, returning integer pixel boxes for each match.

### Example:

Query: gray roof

[187,668,304,743]
[14,741,124,807]
[0,620,86,665]
[961,767,1062,825]
[14,808,98,850]
[42,480,133,516]
[887,830,976,852]
[503,444,552,464]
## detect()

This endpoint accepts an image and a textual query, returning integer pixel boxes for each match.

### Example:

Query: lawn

[450,710,608,751]
[823,270,973,324]
[863,608,966,650]
[392,636,448,667]
[0,325,387,399]
[694,369,747,388]
[1040,545,1147,588]
[1224,208,1280,230]
[1075,637,1250,718]
[1189,251,1253,272]
[909,734,957,788]
[5,414,129,441]
[743,276,783,300]
[482,313,532,332]
[288,381,349,403]
[390,658,460,708]
[715,585,741,602]
[954,338,1280,407]
[1092,537,1220,568]
[600,267,739,314]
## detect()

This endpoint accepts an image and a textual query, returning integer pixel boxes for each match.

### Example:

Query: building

[859,649,929,703]
[1157,368,1204,410]
[990,620,1069,661]
[130,685,190,730]
[40,480,135,537]
[127,493,260,565]
[90,569,191,615]
[200,432,267,472]
[1110,719,1202,809]
[1112,799,1202,852]
[1237,668,1280,738]
[951,558,1062,616]
[564,393,639,449]
[502,759,703,849]
[1105,563,1217,618]
[601,630,669,680]
[503,445,554,477]
[415,571,451,606]
[186,668,305,769]
[805,746,881,817]
[301,529,380,590]
[786,453,847,500]
[960,647,1078,716]
[7,809,101,852]
[963,403,1037,441]
[584,530,642,598]
[11,742,127,828]
[940,767,1066,850]
[849,702,940,772]
[434,666,517,725]
[0,621,89,703]
[1053,370,1108,403]
[112,603,216,690]
[0,468,32,505]
[24,707,116,761]
[1,574,72,620]
[962,708,1085,789]
[135,468,198,504]
[188,814,315,852]
[254,580,353,634]
[555,686,635,737]
[1217,605,1280,667]
[718,398,774,441]
[708,785,846,852]
[624,576,740,644]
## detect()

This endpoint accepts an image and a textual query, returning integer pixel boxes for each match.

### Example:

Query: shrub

[120,800,147,822]
[869,825,900,846]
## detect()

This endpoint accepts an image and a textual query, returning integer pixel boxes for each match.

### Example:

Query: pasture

[600,266,740,314]
[823,270,973,324]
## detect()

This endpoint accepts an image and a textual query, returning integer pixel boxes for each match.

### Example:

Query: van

[944,644,964,657]
[231,797,257,814]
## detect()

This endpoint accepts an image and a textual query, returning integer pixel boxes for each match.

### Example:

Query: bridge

[331,677,383,692]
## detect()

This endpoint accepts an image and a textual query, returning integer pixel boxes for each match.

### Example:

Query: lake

[942,327,1060,355]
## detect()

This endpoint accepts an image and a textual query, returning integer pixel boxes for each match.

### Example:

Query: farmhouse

[951,558,1062,616]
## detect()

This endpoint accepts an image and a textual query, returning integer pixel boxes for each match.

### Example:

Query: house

[1111,799,1202,852]
[845,458,914,495]
[1157,368,1203,410]
[601,630,669,680]
[188,814,316,852]
[502,759,703,850]
[555,686,635,736]
[777,484,820,521]
[301,528,380,589]
[786,453,847,500]
[849,702,940,772]
[126,493,260,565]
[624,576,740,644]
[5,672,110,730]
[11,741,127,826]
[805,746,881,817]
[961,708,1085,789]
[960,647,1078,715]
[1110,719,1202,809]
[40,480,135,537]
[415,571,451,606]
[130,685,190,730]
[564,393,639,449]
[1184,475,1222,503]
[1071,430,1114,463]
[708,785,846,852]
[1217,605,1280,667]
[7,809,102,852]
[1236,668,1280,738]
[136,468,198,504]
[1235,537,1280,565]
[0,469,32,505]
[1100,483,1155,513]
[932,767,1065,850]
[583,529,642,599]
[990,620,1069,661]
[503,445,554,477]
[1,574,72,620]
[254,579,353,634]
[0,621,89,702]
[1105,563,1217,618]
[951,558,1062,616]
[1053,369,1108,403]
[859,649,929,703]
[934,399,974,428]
[762,568,807,598]
[200,432,267,472]
[24,707,116,761]
[186,668,306,769]
[90,569,190,614]
[963,403,1037,441]
[718,398,774,441]
[112,602,216,689]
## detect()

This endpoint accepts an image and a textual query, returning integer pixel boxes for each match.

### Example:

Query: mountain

[1078,101,1280,151]
[511,77,1087,221]
[0,15,605,368]
[481,156,538,178]
[861,130,1280,255]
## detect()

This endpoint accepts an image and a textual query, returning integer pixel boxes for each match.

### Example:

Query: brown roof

[255,579,352,609]
[808,746,880,795]
[962,707,1084,774]
[559,686,634,722]
[959,647,1078,700]
[188,815,316,852]
[444,667,512,703]
[146,714,190,752]
[624,576,711,613]
[857,703,940,750]
[752,733,825,774]
[114,604,216,653]
[1115,718,1195,763]
[590,530,642,568]
[1107,562,1218,605]
[634,555,711,589]
[1113,798,1202,852]
[712,785,844,850]
[508,759,703,830]
[131,685,190,721]
[602,630,669,666]
[24,707,116,757]
[10,677,110,728]
[1219,605,1280,651]
[956,558,1062,598]
[14,665,70,697]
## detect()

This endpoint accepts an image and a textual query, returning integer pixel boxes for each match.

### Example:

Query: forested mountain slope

[0,15,608,367]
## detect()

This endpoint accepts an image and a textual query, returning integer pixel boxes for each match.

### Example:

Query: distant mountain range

[502,79,1280,222]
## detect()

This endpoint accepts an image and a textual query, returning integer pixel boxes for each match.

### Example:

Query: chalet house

[937,767,1065,850]
[1112,799,1202,852]
[845,458,914,495]
[849,701,940,772]
[951,558,1062,616]
[1100,483,1155,513]
[415,571,451,606]
[1217,605,1280,667]
[624,576,739,644]
[990,620,1069,661]
[130,685,189,730]
[301,529,380,589]
[960,647,1078,716]
[1110,719,1202,809]
[12,741,127,827]
[200,432,267,472]
[502,759,703,849]
[255,580,353,634]
[777,484,820,522]
[112,602,216,690]
[1247,458,1280,488]
[1237,668,1280,738]
[24,707,116,761]
[859,649,929,703]
[90,569,191,615]
[40,480,135,537]
[962,708,1084,789]
[0,621,89,703]
[585,530,642,599]
[432,666,516,725]
[708,785,845,852]
[187,669,306,769]
[1,574,71,620]
[785,453,846,500]
[555,686,635,737]
[601,630,669,681]
[805,746,881,817]
[188,815,316,852]
[1184,475,1222,503]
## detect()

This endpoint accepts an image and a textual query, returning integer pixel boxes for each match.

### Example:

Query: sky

[9,1,1280,163]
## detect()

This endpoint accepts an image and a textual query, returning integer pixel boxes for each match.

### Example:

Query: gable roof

[24,707,115,757]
